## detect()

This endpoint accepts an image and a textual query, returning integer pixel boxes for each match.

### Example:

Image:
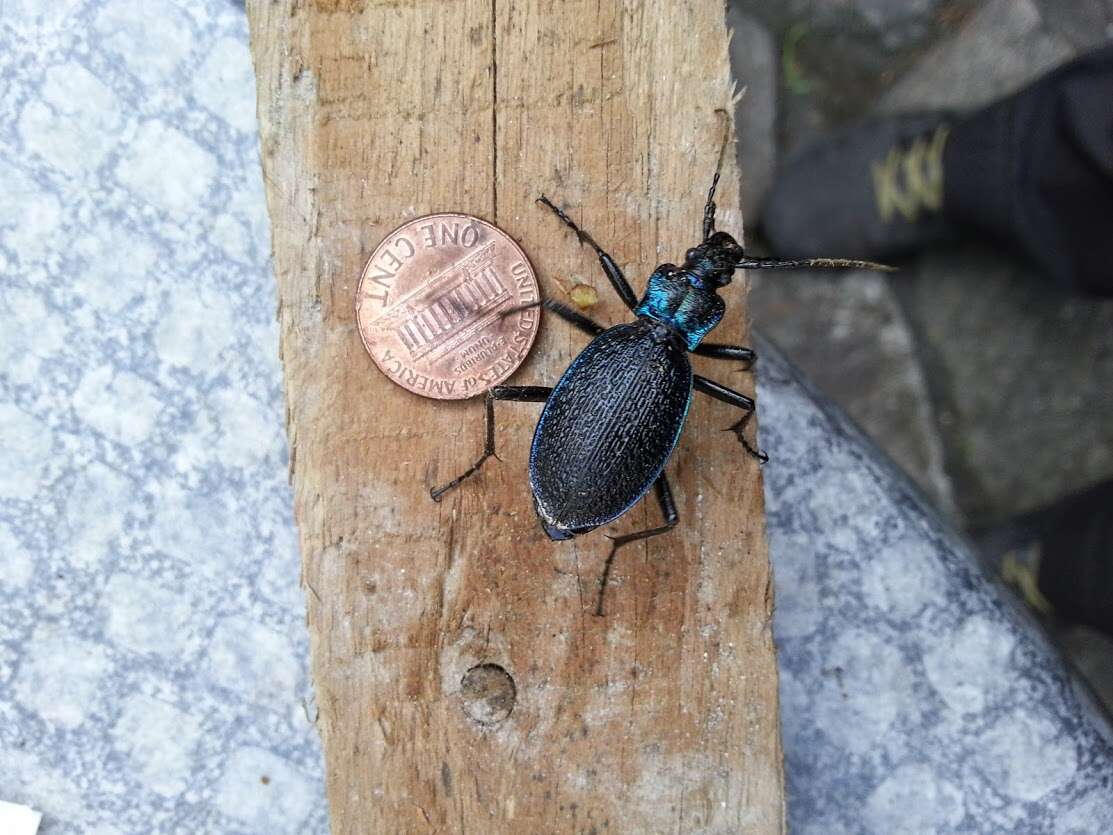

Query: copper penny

[356,213,541,399]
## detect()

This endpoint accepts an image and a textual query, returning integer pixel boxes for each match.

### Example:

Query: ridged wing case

[528,320,692,536]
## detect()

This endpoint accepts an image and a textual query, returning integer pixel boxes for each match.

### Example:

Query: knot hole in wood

[460,663,516,726]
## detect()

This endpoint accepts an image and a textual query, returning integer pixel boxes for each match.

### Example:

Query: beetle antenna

[702,110,732,241]
[736,255,897,273]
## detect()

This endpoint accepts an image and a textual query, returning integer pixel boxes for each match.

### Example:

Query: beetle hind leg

[429,385,552,501]
[595,475,679,617]
[725,411,769,464]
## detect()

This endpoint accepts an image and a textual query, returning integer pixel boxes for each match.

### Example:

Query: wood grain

[247,1,784,831]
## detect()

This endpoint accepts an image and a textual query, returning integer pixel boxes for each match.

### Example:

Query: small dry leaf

[569,283,599,309]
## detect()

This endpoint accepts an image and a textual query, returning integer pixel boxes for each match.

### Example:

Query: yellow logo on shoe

[1001,545,1055,615]
[872,125,950,223]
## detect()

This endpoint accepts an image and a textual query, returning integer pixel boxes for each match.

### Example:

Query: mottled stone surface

[2,1,1112,833]
[757,336,1113,833]
[0,2,327,833]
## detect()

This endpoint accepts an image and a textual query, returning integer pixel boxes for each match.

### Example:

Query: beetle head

[683,230,745,288]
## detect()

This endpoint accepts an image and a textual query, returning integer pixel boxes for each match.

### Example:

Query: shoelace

[871,124,950,223]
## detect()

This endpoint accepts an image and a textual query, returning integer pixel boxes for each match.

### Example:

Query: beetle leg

[596,475,679,617]
[543,299,606,336]
[692,341,757,368]
[537,195,639,310]
[723,411,766,462]
[429,385,552,501]
[501,299,605,338]
[693,374,769,463]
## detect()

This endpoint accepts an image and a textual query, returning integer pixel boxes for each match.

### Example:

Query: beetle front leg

[542,299,605,336]
[537,195,639,310]
[596,475,679,616]
[501,298,605,338]
[693,374,768,463]
[430,385,552,501]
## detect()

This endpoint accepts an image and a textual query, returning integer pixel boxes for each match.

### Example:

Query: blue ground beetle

[432,166,890,614]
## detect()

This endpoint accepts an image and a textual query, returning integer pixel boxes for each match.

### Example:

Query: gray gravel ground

[727,0,1113,710]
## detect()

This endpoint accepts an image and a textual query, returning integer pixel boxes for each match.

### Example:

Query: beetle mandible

[431,157,891,616]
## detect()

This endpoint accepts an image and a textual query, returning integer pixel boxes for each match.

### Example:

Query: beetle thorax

[634,265,726,351]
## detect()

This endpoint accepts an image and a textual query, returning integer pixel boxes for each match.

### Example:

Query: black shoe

[762,46,1113,296]
[974,479,1113,639]
[761,113,960,261]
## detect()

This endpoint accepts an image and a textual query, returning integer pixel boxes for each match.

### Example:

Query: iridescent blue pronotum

[431,156,892,615]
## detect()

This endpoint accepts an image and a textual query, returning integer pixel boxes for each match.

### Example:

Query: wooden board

[247,1,783,831]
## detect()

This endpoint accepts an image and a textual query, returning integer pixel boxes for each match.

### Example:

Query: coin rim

[355,212,541,400]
